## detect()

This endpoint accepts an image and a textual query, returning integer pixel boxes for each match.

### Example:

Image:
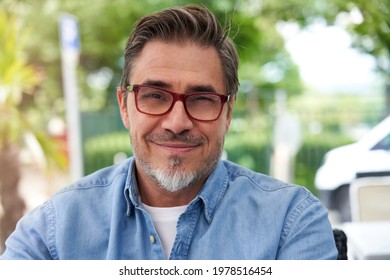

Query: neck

[139,181,203,207]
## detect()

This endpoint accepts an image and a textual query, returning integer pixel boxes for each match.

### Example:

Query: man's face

[117,41,233,193]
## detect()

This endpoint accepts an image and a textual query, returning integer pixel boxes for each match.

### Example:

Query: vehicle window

[372,134,390,150]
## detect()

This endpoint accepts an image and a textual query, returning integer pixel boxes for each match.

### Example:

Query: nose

[160,100,194,134]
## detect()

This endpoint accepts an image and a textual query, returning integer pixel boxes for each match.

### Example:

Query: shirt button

[150,235,156,243]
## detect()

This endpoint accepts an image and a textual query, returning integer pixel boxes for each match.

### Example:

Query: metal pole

[59,14,83,181]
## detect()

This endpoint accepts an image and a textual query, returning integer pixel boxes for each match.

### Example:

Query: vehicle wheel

[332,184,351,222]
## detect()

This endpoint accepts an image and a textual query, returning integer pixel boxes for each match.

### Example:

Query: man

[1,5,338,259]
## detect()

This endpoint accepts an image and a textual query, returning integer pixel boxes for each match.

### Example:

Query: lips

[156,142,200,153]
[146,133,203,154]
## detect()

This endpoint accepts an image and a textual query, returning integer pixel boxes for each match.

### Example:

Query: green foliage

[225,117,273,173]
[83,132,131,175]
[0,11,37,90]
[263,0,390,77]
[318,0,390,84]
[0,9,39,146]
[0,7,66,170]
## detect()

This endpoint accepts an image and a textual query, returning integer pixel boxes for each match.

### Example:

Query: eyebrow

[141,79,218,94]
[188,85,218,93]
[142,80,170,88]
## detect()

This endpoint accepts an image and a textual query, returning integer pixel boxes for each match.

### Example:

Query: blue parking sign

[59,14,80,51]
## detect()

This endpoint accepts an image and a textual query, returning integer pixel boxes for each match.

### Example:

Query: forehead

[130,40,225,92]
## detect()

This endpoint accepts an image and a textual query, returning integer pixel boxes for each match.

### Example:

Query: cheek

[127,113,156,142]
[203,122,228,145]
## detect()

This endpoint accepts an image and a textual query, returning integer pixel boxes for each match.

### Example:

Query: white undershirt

[142,203,187,259]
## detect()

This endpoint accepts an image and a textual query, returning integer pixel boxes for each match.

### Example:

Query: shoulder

[221,160,320,215]
[54,158,133,197]
[223,160,312,194]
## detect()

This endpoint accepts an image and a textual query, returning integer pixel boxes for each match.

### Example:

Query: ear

[117,87,130,129]
[225,98,235,133]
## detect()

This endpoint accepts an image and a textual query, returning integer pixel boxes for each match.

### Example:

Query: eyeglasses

[127,84,230,121]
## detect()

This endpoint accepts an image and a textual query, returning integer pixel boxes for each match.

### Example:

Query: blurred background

[1,0,389,253]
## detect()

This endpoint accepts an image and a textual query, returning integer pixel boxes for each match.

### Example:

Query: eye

[188,94,219,104]
[144,92,164,100]
[139,89,169,102]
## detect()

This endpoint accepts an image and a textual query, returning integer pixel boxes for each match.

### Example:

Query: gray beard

[131,131,224,192]
[137,153,220,192]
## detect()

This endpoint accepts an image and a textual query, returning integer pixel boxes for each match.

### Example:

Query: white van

[314,115,390,221]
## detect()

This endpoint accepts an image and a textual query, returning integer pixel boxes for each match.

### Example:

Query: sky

[278,21,382,95]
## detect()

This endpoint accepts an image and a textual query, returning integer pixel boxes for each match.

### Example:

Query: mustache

[146,131,204,145]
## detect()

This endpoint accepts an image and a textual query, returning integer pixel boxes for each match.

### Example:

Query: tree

[260,0,390,113]
[0,8,66,251]
[323,0,390,115]
[0,9,36,250]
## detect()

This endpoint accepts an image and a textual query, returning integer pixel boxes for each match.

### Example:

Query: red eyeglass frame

[127,84,230,122]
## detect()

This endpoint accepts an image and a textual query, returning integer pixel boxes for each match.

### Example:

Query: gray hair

[119,5,239,101]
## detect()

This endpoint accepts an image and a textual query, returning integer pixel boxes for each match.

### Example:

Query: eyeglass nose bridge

[171,91,187,103]
[165,91,191,116]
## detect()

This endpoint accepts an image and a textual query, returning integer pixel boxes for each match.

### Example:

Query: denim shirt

[1,158,338,260]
